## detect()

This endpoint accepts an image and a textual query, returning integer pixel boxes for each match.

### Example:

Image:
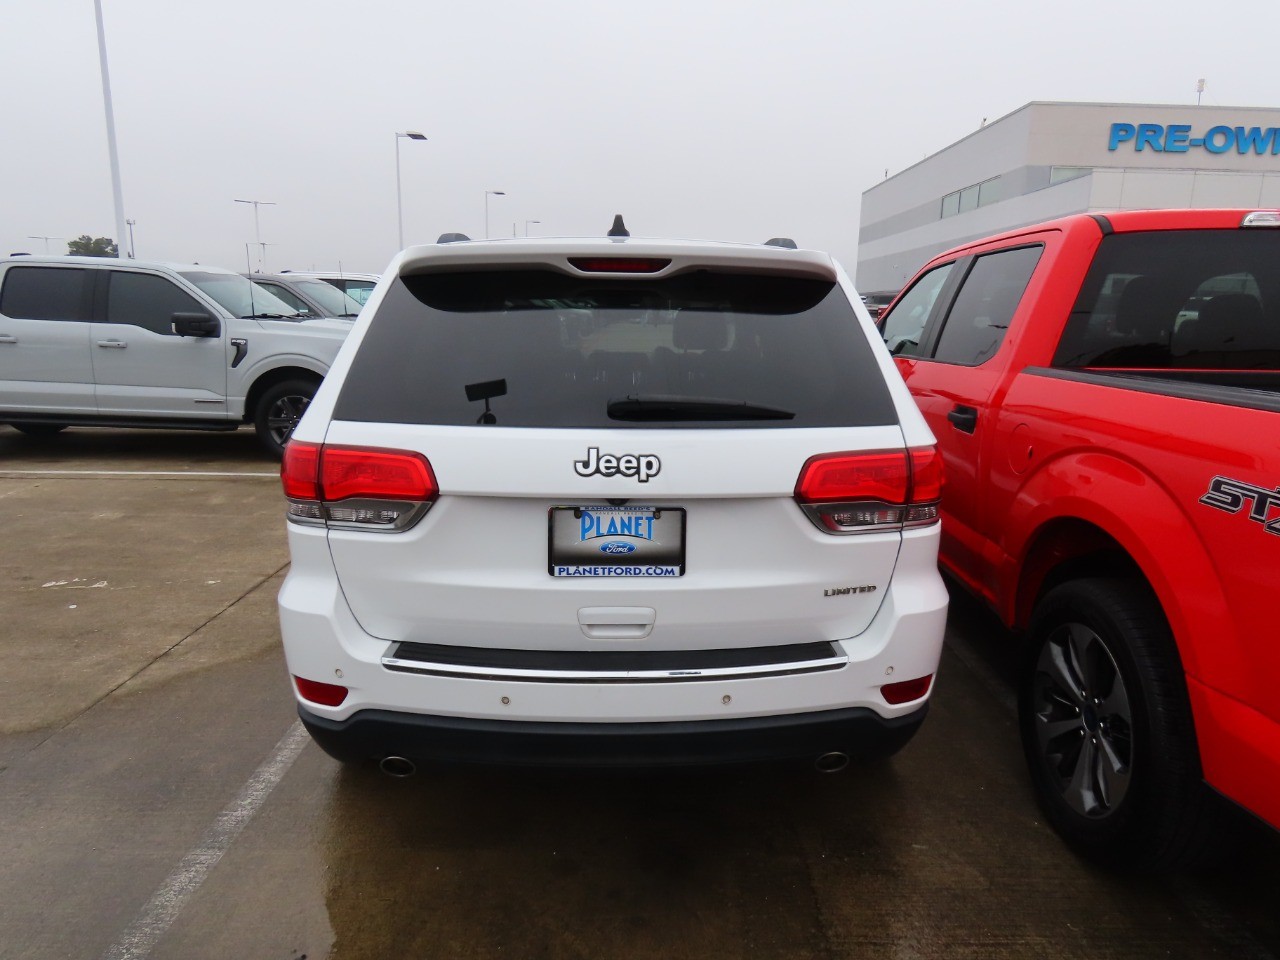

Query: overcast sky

[3,0,1276,277]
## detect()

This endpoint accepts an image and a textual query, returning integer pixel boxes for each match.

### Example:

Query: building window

[940,176,1002,219]
[1050,166,1091,185]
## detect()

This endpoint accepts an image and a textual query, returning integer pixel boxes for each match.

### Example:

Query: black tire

[1018,578,1231,872]
[254,378,319,458]
[11,423,67,438]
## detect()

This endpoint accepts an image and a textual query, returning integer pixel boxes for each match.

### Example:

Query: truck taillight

[282,441,437,532]
[794,447,941,534]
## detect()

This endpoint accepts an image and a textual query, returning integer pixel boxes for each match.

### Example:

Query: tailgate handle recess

[578,606,656,641]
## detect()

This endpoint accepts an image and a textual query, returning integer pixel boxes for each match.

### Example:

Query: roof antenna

[607,215,629,238]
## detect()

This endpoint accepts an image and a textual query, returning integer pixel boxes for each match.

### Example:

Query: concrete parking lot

[1,425,1277,960]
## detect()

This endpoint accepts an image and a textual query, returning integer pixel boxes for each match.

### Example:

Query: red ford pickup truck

[879,208,1280,870]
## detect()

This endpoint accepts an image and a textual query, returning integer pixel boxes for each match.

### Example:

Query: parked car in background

[277,226,948,776]
[279,270,380,306]
[0,256,350,456]
[879,208,1280,870]
[246,273,364,320]
[860,289,898,322]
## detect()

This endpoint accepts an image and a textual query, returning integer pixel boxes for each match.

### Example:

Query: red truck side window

[933,245,1042,366]
[1054,231,1280,371]
[882,262,954,357]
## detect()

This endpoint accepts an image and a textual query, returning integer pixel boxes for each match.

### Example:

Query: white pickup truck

[0,255,353,455]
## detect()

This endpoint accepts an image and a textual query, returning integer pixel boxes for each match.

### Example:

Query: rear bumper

[298,702,928,769]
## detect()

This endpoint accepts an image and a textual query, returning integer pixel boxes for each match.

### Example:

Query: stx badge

[1199,476,1280,536]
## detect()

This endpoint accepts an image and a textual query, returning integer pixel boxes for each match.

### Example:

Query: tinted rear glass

[1054,230,1280,370]
[334,269,896,429]
[0,266,91,321]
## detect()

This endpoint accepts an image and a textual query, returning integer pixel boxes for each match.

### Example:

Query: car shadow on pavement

[319,759,906,960]
[0,425,274,467]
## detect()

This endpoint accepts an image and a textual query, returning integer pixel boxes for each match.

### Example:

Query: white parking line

[0,469,276,478]
[98,721,310,960]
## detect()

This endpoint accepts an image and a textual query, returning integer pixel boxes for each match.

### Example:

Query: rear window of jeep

[333,269,896,429]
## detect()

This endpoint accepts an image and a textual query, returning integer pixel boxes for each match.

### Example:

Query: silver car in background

[246,273,364,320]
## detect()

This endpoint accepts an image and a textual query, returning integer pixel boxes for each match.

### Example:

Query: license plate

[548,506,685,577]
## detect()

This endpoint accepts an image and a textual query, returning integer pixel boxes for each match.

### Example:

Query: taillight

[906,447,943,525]
[282,441,437,532]
[794,447,941,534]
[293,675,349,707]
[881,674,933,705]
[282,441,325,523]
[321,447,436,502]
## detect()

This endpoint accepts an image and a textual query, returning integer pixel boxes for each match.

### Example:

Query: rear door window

[1054,230,1280,370]
[0,266,93,321]
[931,245,1041,366]
[335,269,897,429]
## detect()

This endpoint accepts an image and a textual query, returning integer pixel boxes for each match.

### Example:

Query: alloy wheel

[1031,622,1133,818]
[267,393,311,446]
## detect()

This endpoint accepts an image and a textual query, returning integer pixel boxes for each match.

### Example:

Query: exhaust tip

[814,751,850,774]
[379,755,417,778]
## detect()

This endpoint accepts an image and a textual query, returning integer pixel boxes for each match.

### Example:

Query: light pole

[524,219,541,237]
[243,242,278,274]
[93,0,127,258]
[234,198,275,272]
[125,219,136,258]
[27,236,64,253]
[395,130,428,250]
[484,190,506,239]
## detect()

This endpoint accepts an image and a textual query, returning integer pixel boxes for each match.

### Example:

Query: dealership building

[856,101,1280,293]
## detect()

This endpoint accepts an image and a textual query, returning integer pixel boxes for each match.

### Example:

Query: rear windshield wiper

[607,395,795,422]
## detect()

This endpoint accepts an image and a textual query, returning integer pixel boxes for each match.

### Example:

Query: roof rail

[438,232,472,244]
[764,237,797,249]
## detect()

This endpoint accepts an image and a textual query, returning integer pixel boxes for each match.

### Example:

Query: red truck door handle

[947,404,978,433]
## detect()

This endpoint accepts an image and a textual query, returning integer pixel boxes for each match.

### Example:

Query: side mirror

[172,312,221,338]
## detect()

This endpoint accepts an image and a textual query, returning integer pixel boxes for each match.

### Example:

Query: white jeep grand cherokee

[277,225,948,773]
